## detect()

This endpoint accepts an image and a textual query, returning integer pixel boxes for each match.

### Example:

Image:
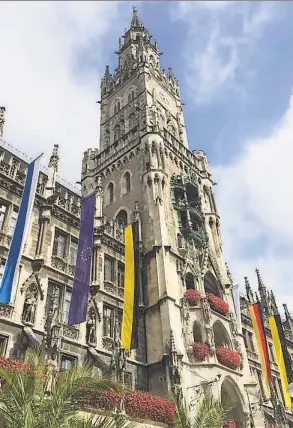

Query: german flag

[121,221,140,350]
[249,302,272,399]
[268,314,293,408]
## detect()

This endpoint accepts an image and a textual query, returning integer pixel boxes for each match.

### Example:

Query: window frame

[69,237,78,266]
[0,334,8,357]
[7,206,19,237]
[104,255,115,283]
[53,229,68,259]
[60,352,77,370]
[0,203,8,230]
[103,304,115,338]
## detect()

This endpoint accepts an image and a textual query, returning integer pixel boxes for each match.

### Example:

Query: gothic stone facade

[1,8,293,428]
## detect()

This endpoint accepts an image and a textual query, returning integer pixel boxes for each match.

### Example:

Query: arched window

[177,233,184,249]
[128,92,135,103]
[213,321,231,348]
[108,183,114,204]
[123,172,131,194]
[185,272,195,290]
[204,272,222,298]
[114,101,121,115]
[128,113,136,130]
[186,183,198,206]
[116,210,128,228]
[114,126,120,142]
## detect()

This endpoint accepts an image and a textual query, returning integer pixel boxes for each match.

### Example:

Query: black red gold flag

[268,314,293,408]
[249,302,272,399]
[121,221,140,350]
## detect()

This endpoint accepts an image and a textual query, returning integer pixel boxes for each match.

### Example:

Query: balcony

[51,256,67,273]
[0,232,12,248]
[103,281,124,299]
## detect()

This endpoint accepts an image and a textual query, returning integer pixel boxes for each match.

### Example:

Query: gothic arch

[115,209,128,228]
[114,125,121,142]
[212,321,231,348]
[204,271,222,298]
[106,182,114,205]
[221,376,245,428]
[186,183,198,206]
[193,321,203,343]
[185,272,195,290]
[123,171,131,194]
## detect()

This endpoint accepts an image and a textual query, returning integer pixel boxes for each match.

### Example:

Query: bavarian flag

[249,302,272,399]
[121,221,140,350]
[268,314,293,408]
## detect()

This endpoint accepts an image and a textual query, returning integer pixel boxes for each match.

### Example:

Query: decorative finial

[283,304,290,320]
[170,329,176,353]
[270,290,278,315]
[244,277,254,303]
[0,106,6,138]
[104,65,110,78]
[255,267,265,291]
[48,144,59,169]
[131,6,143,28]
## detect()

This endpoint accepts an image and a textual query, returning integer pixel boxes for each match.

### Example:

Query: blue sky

[1,1,293,309]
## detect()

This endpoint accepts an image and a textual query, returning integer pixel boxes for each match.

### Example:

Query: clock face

[158,90,170,106]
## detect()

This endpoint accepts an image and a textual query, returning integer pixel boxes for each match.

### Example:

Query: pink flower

[184,289,201,306]
[216,347,241,370]
[193,343,210,361]
[207,294,229,316]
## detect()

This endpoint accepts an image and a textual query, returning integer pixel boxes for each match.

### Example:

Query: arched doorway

[221,376,245,428]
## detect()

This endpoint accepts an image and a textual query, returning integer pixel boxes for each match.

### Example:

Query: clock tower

[82,7,262,427]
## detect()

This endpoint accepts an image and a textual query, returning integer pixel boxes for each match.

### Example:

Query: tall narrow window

[45,283,55,315]
[103,305,114,337]
[124,172,131,194]
[7,207,19,236]
[0,204,7,230]
[114,126,121,142]
[104,256,114,282]
[0,259,5,282]
[0,335,8,357]
[63,290,71,324]
[118,263,125,289]
[69,238,78,266]
[53,230,67,259]
[108,183,114,204]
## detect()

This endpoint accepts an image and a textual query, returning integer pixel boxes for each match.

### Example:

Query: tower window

[116,210,128,228]
[123,172,131,194]
[128,92,135,103]
[108,182,114,204]
[114,126,121,142]
[114,102,121,115]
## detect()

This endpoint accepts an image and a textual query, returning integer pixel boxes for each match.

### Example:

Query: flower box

[207,293,229,316]
[216,347,241,370]
[184,289,201,306]
[193,343,210,361]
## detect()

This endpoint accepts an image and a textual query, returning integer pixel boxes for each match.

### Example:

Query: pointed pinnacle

[131,6,143,28]
[255,267,265,291]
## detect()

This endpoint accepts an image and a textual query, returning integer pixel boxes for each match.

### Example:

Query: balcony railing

[62,324,79,341]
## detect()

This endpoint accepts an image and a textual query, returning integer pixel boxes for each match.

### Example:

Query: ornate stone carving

[22,284,38,326]
[0,302,13,319]
[44,285,62,350]
[201,297,212,324]
[45,352,59,396]
[63,324,79,341]
[0,106,6,137]
[86,307,97,346]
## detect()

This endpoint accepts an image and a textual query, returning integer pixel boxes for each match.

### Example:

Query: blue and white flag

[231,284,242,328]
[0,155,42,303]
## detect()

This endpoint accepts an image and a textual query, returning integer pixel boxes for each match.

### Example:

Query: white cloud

[213,91,293,308]
[171,2,274,104]
[0,1,127,185]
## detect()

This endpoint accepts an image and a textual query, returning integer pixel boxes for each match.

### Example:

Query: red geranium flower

[193,343,210,361]
[184,289,201,306]
[207,293,229,316]
[216,347,241,370]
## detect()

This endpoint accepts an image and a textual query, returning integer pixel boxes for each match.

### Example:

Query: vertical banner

[0,155,42,303]
[268,314,292,408]
[121,221,140,350]
[232,284,241,328]
[68,193,95,325]
[249,302,272,399]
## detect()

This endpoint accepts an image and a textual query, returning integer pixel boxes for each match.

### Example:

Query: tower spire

[255,268,270,316]
[244,277,254,303]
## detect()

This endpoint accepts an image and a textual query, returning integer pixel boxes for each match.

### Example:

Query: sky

[1,1,293,312]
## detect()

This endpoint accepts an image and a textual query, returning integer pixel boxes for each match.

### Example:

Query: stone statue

[45,352,58,396]
[22,288,37,325]
[86,309,97,346]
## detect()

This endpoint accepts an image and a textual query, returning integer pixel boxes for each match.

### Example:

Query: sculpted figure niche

[86,307,97,347]
[45,352,59,396]
[22,284,38,326]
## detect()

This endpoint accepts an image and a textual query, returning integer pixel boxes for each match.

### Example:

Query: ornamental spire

[244,277,254,303]
[0,106,6,138]
[131,6,144,28]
